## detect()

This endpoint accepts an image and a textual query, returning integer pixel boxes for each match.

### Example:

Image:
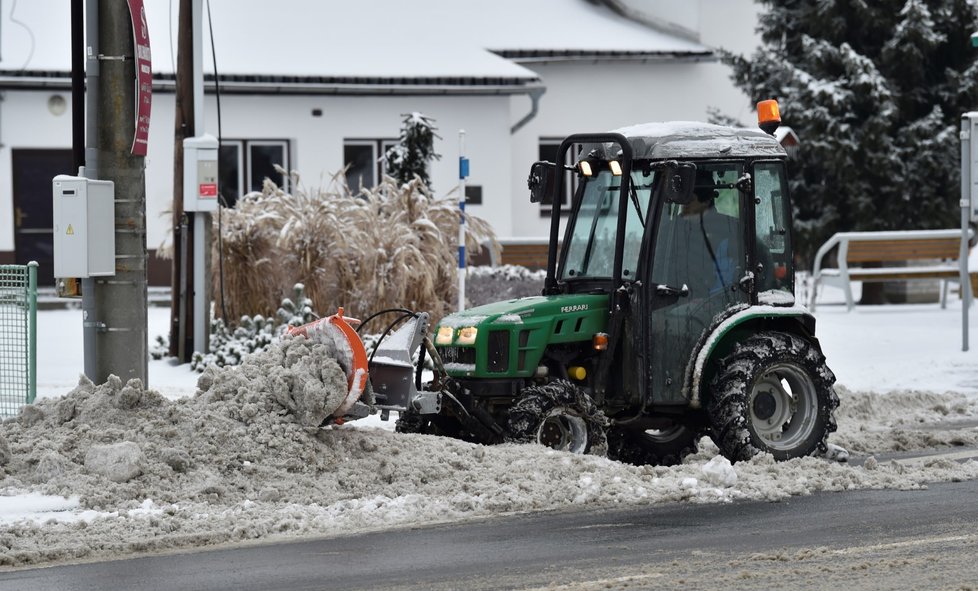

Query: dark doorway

[12,149,74,285]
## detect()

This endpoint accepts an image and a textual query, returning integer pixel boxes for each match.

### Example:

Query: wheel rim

[644,424,687,443]
[748,363,818,452]
[537,409,589,453]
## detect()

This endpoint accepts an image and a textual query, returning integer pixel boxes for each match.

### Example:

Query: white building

[0,0,760,284]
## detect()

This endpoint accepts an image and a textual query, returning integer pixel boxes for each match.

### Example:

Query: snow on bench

[809,229,970,312]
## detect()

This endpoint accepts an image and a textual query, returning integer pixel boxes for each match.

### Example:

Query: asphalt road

[3,478,978,591]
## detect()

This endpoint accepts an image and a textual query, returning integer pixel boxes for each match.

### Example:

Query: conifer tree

[724,0,978,267]
[385,112,442,188]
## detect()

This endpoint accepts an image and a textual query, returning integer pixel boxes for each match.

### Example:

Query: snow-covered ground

[1,282,977,567]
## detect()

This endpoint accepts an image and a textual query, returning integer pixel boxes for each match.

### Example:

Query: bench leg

[941,279,948,309]
[843,280,855,312]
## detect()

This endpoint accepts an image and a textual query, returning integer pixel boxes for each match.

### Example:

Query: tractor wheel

[708,331,839,462]
[608,423,700,466]
[506,380,609,456]
[394,411,430,434]
[395,412,464,439]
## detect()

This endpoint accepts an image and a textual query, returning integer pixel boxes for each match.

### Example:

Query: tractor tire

[607,423,700,467]
[394,411,430,434]
[395,412,464,439]
[506,380,609,456]
[708,331,839,462]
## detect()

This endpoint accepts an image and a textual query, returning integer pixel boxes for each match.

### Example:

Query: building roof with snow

[0,0,711,93]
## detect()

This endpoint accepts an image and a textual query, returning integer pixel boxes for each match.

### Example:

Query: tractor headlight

[456,326,478,345]
[435,326,455,345]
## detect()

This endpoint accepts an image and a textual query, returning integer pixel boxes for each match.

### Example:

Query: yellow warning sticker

[66,224,74,235]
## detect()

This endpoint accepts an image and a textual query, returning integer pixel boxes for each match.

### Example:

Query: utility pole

[92,0,148,383]
[170,0,195,361]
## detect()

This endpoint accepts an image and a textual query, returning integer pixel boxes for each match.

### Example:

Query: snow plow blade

[288,308,369,420]
[288,309,440,421]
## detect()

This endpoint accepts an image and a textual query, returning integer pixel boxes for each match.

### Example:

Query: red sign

[128,0,152,156]
[199,184,218,198]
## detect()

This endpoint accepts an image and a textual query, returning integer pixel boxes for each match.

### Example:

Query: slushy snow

[3,287,978,567]
[2,369,977,567]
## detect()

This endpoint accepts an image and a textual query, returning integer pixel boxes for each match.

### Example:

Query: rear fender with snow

[682,304,819,409]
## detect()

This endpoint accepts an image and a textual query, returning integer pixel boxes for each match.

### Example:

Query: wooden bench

[498,239,557,270]
[809,229,971,311]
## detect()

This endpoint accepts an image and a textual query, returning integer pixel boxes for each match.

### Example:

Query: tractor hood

[433,294,610,379]
[437,294,608,330]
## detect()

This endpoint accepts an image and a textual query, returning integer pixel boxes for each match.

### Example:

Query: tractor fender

[682,304,816,408]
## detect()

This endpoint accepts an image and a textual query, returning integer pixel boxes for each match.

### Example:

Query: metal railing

[0,262,37,417]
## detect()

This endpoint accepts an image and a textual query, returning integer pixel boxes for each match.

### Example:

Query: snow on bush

[465,264,546,308]
[213,170,497,323]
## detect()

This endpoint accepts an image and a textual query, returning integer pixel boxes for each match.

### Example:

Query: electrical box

[52,175,116,278]
[184,134,220,212]
[962,112,978,222]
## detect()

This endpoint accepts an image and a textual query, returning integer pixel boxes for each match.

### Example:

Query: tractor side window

[649,163,744,298]
[621,169,654,278]
[561,170,620,279]
[753,162,793,294]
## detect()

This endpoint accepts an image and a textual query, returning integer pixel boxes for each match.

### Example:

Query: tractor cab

[529,120,796,410]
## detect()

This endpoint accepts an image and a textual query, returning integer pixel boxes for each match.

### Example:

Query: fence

[0,262,37,417]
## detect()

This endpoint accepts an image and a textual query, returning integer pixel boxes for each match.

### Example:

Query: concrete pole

[94,0,148,384]
[191,0,211,356]
[81,0,101,380]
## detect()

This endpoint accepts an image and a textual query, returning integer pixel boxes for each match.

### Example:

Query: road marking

[891,449,978,466]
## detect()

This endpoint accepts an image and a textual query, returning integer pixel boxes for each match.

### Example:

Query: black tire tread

[506,380,609,456]
[607,425,701,467]
[708,330,839,462]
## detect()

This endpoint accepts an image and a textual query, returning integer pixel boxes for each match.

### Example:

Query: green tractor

[368,101,839,465]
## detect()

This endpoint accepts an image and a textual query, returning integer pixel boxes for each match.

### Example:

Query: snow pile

[832,386,978,453]
[1,375,978,567]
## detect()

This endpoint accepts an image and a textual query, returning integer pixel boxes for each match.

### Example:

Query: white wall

[619,0,762,57]
[0,90,74,251]
[1,89,514,256]
[147,92,514,251]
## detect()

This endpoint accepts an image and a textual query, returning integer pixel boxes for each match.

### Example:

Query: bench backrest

[846,237,961,263]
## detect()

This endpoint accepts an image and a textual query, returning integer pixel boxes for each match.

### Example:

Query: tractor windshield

[560,169,653,280]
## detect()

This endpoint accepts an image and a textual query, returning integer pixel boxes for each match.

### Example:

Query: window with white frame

[343,138,398,191]
[538,139,582,216]
[219,139,290,207]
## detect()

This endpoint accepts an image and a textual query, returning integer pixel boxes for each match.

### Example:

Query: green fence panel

[0,262,37,417]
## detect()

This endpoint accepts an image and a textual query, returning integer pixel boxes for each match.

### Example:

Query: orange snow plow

[287,308,442,424]
[288,308,370,420]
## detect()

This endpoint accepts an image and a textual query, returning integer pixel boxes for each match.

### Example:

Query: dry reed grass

[213,171,497,322]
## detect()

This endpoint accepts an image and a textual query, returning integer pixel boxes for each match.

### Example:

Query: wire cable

[205,0,228,322]
[8,0,35,70]
[168,0,175,75]
[356,308,419,335]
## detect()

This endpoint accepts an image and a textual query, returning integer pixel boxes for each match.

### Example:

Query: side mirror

[527,161,556,204]
[653,161,697,205]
